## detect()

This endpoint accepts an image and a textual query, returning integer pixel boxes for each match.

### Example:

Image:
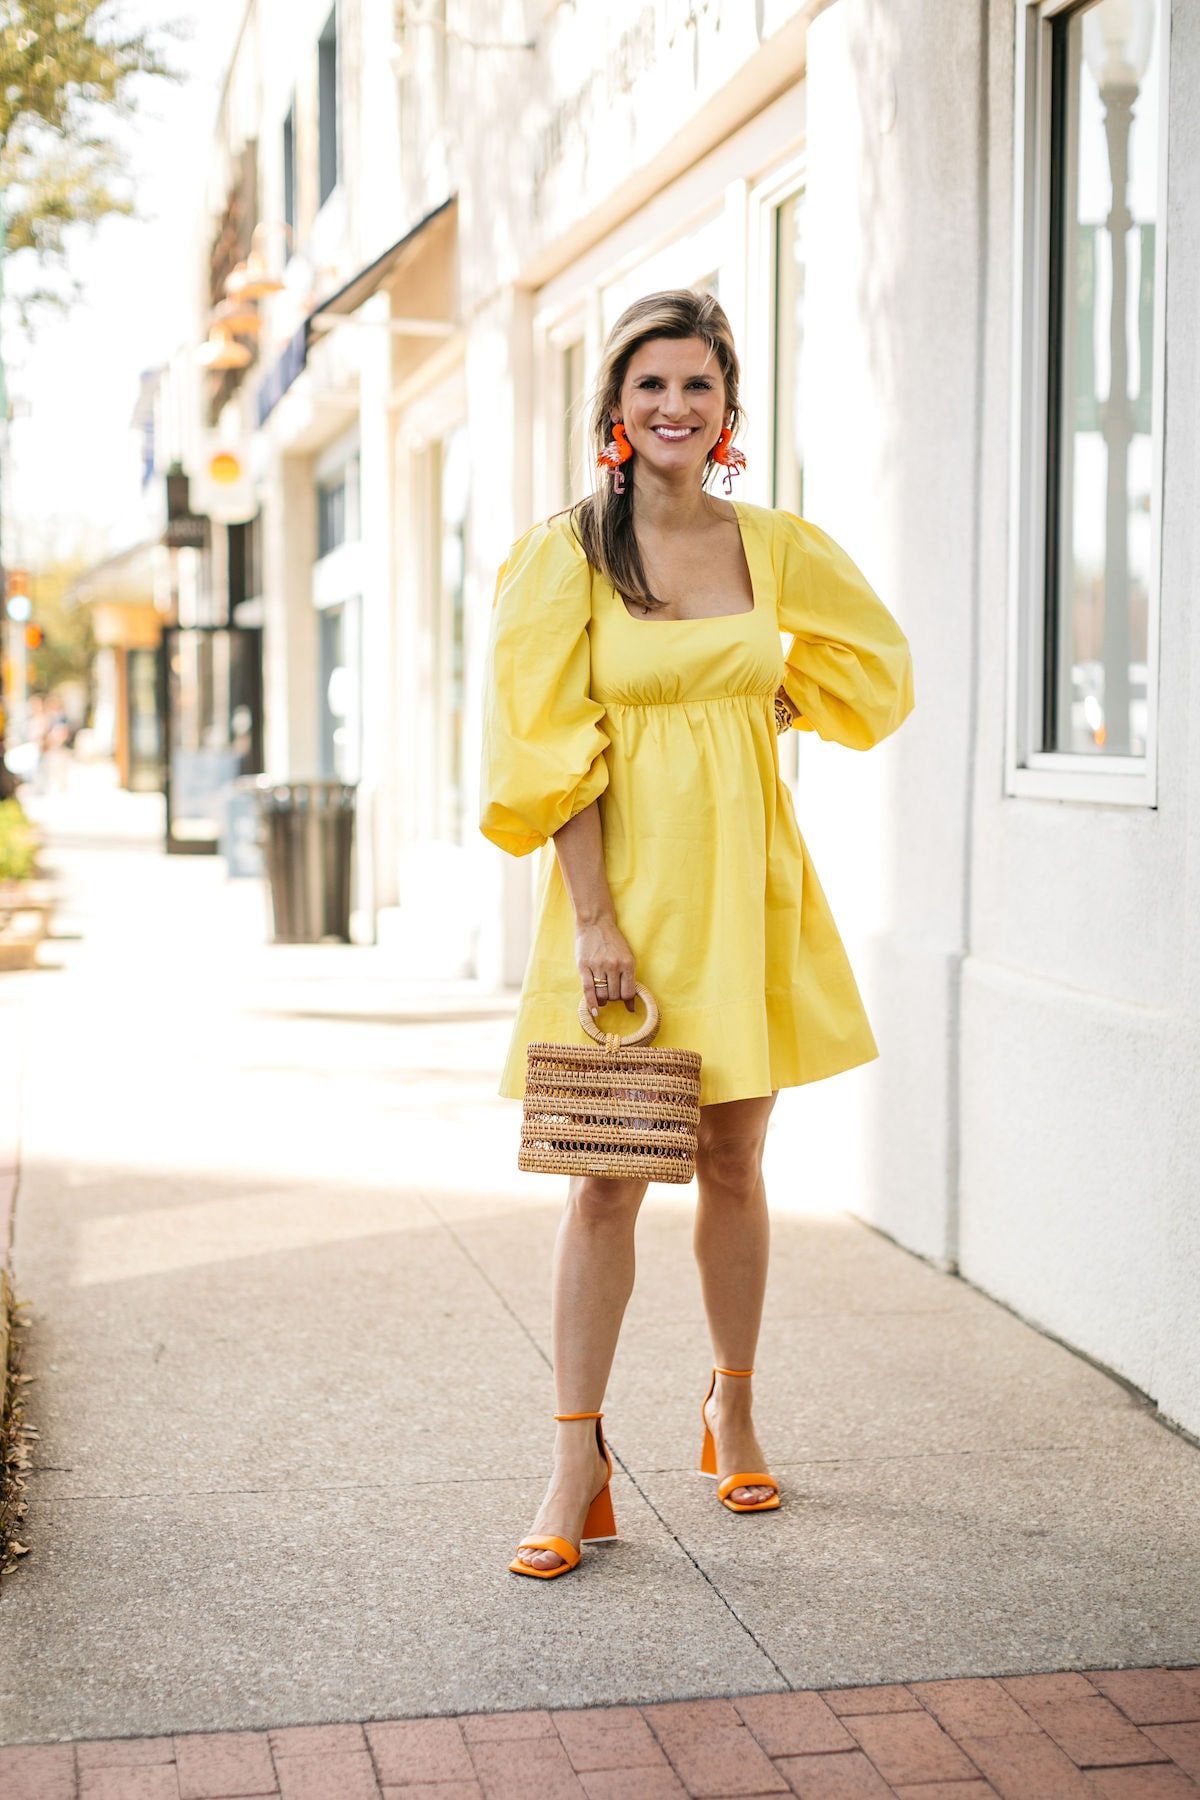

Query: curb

[0,989,26,1579]
[0,991,22,1341]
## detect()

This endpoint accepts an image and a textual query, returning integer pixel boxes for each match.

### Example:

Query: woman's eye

[635,377,713,389]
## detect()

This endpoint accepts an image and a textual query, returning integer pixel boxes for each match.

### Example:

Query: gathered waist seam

[593,690,775,711]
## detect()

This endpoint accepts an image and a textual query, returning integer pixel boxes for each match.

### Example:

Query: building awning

[67,541,158,611]
[306,196,457,334]
[257,198,458,425]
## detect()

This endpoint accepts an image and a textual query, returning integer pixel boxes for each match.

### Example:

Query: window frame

[531,302,592,520]
[559,334,588,512]
[1006,0,1170,807]
[747,157,807,790]
[745,155,807,520]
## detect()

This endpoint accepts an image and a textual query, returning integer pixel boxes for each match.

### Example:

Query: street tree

[0,1,177,275]
[0,6,176,791]
[24,558,95,699]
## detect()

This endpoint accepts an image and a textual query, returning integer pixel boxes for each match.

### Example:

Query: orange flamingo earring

[711,425,747,494]
[597,421,633,493]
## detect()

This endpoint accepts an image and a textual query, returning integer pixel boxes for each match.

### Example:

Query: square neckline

[615,500,759,624]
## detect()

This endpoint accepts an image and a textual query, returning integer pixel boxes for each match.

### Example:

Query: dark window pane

[318,10,338,207]
[317,479,346,558]
[283,101,296,238]
[1044,0,1158,758]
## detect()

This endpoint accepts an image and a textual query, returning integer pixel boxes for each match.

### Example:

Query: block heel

[699,1367,780,1513]
[509,1411,617,1578]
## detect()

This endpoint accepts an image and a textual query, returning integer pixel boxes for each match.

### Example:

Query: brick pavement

[3,1668,1199,1800]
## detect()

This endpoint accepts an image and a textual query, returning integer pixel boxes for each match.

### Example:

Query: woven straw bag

[520,984,701,1184]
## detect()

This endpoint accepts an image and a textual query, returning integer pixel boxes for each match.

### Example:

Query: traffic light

[24,623,43,650]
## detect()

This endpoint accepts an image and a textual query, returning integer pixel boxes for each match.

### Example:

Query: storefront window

[316,454,359,559]
[318,599,359,782]
[127,647,162,792]
[773,190,805,515]
[1043,0,1159,758]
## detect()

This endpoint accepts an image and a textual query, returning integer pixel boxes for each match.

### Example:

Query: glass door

[161,626,263,852]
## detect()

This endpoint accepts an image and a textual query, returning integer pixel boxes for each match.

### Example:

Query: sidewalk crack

[418,1193,553,1371]
[607,1462,793,1691]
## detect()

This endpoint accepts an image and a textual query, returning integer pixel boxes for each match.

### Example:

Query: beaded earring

[597,421,633,494]
[711,425,747,494]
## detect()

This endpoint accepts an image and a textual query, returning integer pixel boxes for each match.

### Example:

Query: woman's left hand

[774,684,799,733]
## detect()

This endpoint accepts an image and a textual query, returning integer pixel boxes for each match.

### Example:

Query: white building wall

[800,0,1200,1438]
[799,0,987,1260]
[958,0,1200,1438]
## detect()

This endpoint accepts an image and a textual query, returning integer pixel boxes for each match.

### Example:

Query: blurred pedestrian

[481,289,914,1578]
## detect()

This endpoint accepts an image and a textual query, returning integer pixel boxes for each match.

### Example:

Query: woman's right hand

[576,915,637,1016]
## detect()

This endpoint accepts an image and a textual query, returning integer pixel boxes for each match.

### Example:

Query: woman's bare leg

[515,1171,647,1571]
[693,1094,778,1505]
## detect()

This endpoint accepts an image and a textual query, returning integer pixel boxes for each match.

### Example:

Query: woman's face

[615,335,728,483]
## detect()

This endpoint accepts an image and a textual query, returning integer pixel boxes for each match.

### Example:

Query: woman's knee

[567,1174,646,1226]
[696,1128,766,1197]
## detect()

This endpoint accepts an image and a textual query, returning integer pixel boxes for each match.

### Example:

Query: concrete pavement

[1,771,1199,1748]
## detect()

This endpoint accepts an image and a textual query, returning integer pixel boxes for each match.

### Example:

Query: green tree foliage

[0,795,36,879]
[25,558,95,696]
[0,2,176,265]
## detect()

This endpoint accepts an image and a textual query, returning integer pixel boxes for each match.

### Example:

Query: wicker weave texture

[521,1041,702,1183]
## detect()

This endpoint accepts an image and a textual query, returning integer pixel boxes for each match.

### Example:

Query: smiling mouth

[652,427,698,441]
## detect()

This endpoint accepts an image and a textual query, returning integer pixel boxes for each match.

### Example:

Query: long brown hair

[571,289,744,612]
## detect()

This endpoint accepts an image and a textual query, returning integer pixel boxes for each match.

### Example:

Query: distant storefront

[70,545,164,794]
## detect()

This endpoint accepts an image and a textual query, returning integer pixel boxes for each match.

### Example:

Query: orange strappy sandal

[699,1367,781,1513]
[509,1411,618,1579]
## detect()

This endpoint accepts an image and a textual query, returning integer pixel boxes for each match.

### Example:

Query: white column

[261,445,319,778]
[355,292,399,932]
[465,287,537,991]
[795,0,984,1259]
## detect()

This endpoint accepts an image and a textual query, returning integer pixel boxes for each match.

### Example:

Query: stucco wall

[804,0,1199,1437]
[800,0,988,1262]
[456,0,817,316]
[959,0,1200,1438]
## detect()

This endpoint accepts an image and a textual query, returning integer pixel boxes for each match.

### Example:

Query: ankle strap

[554,1410,603,1421]
[714,1367,754,1378]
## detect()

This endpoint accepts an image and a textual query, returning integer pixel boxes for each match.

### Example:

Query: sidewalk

[1,779,1199,1760]
[5,1670,1200,1799]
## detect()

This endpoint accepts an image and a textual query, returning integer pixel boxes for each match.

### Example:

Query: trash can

[255,780,357,943]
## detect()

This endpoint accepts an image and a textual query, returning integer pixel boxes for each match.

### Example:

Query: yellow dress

[480,501,914,1106]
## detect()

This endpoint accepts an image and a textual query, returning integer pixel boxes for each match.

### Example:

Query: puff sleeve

[775,513,914,749]
[480,518,610,857]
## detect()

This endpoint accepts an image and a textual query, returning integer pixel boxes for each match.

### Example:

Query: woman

[481,290,913,1579]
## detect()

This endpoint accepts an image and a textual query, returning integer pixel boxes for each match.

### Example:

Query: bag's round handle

[578,982,660,1048]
